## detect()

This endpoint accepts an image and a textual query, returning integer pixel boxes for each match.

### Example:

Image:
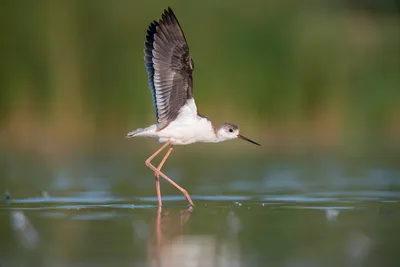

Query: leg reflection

[148,206,193,267]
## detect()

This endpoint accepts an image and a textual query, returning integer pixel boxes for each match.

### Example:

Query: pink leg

[155,205,162,250]
[145,141,171,206]
[145,141,194,206]
[154,146,174,207]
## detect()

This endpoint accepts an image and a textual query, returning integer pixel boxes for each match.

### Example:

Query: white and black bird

[127,7,260,207]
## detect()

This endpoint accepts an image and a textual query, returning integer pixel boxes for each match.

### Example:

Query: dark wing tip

[144,19,160,122]
[161,7,180,26]
[146,21,158,40]
[166,7,174,15]
[144,20,159,54]
[161,7,171,19]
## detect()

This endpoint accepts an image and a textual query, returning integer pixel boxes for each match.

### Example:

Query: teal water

[1,149,400,266]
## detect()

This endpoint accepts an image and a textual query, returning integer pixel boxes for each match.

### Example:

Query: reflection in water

[11,211,39,250]
[148,206,195,267]
[2,159,399,267]
[346,230,372,265]
[8,191,40,250]
[0,192,398,266]
[222,210,241,267]
[325,209,340,221]
[146,207,243,267]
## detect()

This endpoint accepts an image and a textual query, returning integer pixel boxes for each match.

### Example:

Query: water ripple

[1,189,398,213]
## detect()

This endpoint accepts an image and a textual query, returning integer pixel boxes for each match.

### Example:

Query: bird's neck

[209,123,228,143]
[195,117,221,143]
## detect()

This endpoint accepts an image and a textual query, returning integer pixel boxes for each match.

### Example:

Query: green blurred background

[0,0,399,156]
[1,1,400,266]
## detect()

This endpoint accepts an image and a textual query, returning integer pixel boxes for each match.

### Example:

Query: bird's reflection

[6,191,40,250]
[146,206,242,267]
[148,206,193,267]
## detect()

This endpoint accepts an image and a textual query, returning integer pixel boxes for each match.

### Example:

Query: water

[1,148,400,266]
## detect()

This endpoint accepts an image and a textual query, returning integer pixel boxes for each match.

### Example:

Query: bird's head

[217,123,261,146]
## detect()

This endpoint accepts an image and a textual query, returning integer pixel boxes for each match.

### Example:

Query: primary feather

[144,7,195,131]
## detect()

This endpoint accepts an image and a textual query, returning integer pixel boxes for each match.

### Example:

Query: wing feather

[144,7,196,131]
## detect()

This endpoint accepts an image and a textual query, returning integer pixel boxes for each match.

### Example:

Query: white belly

[157,116,216,145]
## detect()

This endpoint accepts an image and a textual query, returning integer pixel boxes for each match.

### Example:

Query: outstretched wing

[144,7,196,131]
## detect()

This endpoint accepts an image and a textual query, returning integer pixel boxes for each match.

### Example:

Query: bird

[126,7,260,207]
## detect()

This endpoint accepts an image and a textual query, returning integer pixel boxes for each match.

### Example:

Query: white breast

[156,99,217,145]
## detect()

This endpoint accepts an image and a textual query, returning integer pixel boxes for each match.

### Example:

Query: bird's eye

[229,128,233,133]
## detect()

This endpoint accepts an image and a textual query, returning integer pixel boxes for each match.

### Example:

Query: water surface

[1,150,399,266]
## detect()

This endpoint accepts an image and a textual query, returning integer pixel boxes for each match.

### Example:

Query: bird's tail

[126,125,157,138]
[126,128,144,138]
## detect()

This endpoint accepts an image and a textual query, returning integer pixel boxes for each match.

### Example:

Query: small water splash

[326,209,340,221]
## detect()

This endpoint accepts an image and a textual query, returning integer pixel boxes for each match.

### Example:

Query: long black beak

[238,134,261,146]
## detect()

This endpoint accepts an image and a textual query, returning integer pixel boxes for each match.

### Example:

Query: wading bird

[127,7,260,207]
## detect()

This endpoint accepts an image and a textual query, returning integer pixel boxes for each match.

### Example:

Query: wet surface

[1,150,400,266]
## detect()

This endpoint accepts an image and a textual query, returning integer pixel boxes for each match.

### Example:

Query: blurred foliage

[0,0,399,153]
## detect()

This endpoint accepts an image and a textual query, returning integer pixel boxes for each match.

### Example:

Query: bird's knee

[181,189,188,195]
[145,159,151,167]
[145,161,155,172]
